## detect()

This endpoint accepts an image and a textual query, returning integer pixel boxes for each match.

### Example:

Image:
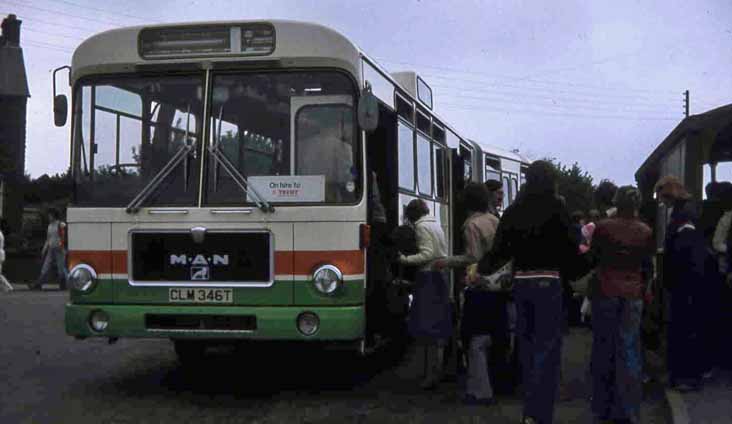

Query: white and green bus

[54,19,528,361]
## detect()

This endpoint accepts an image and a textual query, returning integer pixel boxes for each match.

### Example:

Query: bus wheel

[173,340,206,365]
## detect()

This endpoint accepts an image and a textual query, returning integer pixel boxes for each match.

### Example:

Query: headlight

[68,264,97,293]
[312,264,342,295]
[296,312,319,336]
[89,310,109,332]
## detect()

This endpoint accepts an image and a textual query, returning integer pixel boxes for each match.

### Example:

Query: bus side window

[398,121,415,191]
[434,145,446,200]
[416,133,432,196]
[502,176,511,210]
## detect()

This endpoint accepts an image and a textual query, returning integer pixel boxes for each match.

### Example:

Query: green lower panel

[65,303,364,341]
[293,279,364,305]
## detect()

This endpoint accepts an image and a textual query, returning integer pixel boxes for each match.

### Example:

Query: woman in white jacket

[398,199,451,389]
[0,227,14,292]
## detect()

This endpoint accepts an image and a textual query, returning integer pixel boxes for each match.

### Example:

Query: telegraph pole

[684,89,690,118]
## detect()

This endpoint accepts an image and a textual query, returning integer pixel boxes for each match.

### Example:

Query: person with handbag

[435,182,501,405]
[397,199,452,390]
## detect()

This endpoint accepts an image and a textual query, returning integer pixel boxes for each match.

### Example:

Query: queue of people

[388,161,732,424]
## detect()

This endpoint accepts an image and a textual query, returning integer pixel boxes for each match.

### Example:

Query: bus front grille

[145,314,257,332]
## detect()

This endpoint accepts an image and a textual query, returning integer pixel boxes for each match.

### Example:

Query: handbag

[467,260,514,292]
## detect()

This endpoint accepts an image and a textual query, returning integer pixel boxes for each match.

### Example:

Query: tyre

[173,340,206,365]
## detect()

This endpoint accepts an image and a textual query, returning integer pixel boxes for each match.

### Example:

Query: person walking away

[34,208,68,291]
[397,199,452,390]
[0,224,13,292]
[655,175,707,391]
[435,183,501,405]
[491,160,579,424]
[589,186,654,424]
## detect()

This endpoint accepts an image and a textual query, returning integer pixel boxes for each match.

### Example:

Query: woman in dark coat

[655,175,709,391]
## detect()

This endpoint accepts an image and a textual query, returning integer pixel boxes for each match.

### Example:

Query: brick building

[0,14,30,234]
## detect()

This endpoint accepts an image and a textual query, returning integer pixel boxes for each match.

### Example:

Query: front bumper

[65,303,364,341]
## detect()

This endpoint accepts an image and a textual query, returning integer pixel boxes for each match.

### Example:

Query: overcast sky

[5,0,732,185]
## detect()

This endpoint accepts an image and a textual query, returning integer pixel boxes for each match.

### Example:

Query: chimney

[1,14,22,47]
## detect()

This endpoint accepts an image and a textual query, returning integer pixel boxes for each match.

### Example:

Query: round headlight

[68,264,97,292]
[89,310,109,332]
[312,264,342,295]
[297,312,320,336]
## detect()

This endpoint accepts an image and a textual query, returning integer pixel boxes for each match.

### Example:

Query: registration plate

[169,288,233,304]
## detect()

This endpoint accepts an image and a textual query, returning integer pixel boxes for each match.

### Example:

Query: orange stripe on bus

[275,251,294,274]
[112,251,127,274]
[68,251,113,274]
[67,250,363,275]
[293,250,364,275]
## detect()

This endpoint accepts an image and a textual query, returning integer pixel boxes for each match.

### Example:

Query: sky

[4,0,732,185]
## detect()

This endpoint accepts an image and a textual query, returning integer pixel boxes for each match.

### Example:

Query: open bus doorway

[364,103,408,351]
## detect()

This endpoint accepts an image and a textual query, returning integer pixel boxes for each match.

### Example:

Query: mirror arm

[52,65,71,98]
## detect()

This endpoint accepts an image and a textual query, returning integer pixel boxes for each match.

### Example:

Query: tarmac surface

[1,285,671,423]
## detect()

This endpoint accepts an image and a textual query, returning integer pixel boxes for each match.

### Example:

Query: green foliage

[22,171,72,206]
[545,158,596,214]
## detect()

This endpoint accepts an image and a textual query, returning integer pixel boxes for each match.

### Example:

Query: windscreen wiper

[126,105,193,214]
[209,106,274,213]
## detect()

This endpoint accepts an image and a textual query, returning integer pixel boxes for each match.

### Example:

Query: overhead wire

[435,92,677,116]
[2,0,129,27]
[1,12,99,33]
[418,72,680,102]
[376,58,680,96]
[436,93,678,118]
[23,39,73,53]
[24,26,86,41]
[429,82,678,109]
[438,102,678,121]
[44,0,150,23]
[4,5,724,118]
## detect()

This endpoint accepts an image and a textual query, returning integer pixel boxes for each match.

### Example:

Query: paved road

[0,290,670,423]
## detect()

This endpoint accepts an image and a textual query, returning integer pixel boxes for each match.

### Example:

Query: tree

[545,158,595,214]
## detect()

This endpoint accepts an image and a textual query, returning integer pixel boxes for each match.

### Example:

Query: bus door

[450,145,471,301]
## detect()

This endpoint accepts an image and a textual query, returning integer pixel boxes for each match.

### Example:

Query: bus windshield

[72,71,360,207]
[73,75,204,207]
[207,71,359,205]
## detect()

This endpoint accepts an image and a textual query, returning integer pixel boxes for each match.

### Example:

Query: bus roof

[68,19,528,162]
[70,19,362,83]
[469,139,529,163]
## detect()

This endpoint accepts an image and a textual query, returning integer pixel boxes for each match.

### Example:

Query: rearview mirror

[54,94,68,127]
[357,84,379,132]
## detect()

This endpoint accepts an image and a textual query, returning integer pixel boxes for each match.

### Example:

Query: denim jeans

[514,276,563,424]
[466,334,494,399]
[38,247,68,287]
[591,296,643,423]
